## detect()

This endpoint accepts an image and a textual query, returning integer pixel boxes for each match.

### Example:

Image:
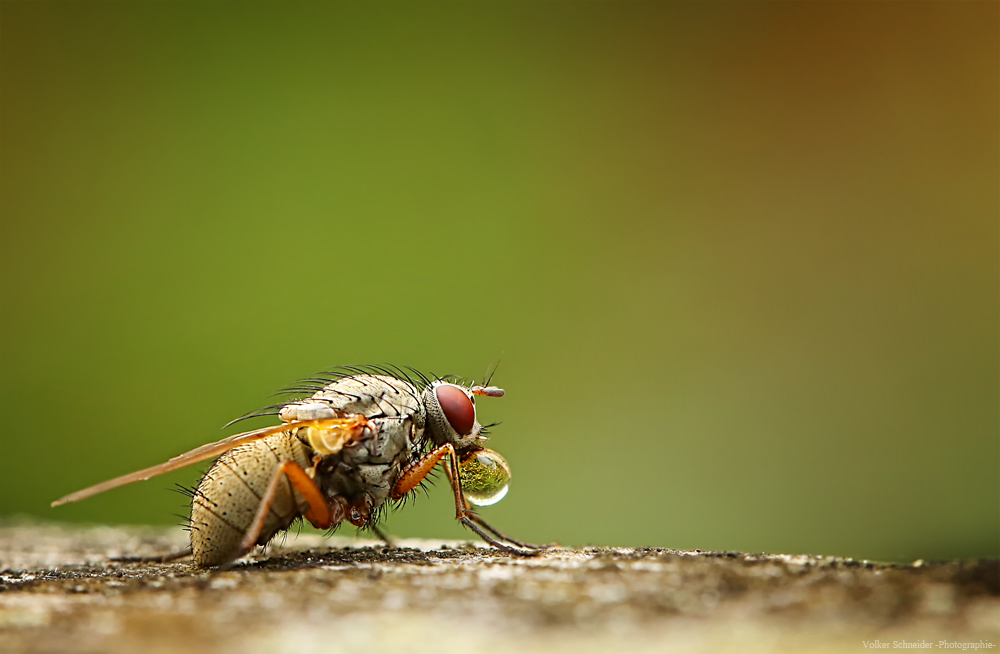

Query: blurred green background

[1,2,996,563]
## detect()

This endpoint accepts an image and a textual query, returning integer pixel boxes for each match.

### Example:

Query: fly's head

[423,381,512,506]
[423,381,499,449]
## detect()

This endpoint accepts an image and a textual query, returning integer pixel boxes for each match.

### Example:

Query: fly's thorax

[310,416,422,511]
[278,374,427,457]
[285,374,425,422]
[328,462,396,510]
[341,416,417,465]
[313,457,403,519]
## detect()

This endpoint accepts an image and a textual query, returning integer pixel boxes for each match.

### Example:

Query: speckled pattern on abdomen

[190,433,312,567]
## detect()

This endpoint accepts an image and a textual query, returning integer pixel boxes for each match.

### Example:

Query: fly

[52,365,544,568]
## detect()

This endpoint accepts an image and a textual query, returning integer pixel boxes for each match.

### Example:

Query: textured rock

[1,522,997,654]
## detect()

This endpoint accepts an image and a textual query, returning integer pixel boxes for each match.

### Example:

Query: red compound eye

[436,384,475,435]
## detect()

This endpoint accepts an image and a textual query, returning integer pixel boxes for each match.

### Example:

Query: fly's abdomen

[190,432,312,567]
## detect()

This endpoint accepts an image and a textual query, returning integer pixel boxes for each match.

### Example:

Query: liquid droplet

[459,448,511,506]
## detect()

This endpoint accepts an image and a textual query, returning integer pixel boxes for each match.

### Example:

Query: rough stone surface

[1,522,997,653]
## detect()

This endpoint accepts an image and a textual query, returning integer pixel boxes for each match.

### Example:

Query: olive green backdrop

[2,2,997,563]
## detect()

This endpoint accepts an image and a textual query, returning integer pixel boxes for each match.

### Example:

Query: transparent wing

[51,418,361,507]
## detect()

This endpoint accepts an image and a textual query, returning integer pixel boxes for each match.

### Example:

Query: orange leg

[392,445,545,555]
[392,444,465,517]
[231,460,334,566]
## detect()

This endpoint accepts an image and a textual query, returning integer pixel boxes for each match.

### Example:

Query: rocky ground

[0,522,997,654]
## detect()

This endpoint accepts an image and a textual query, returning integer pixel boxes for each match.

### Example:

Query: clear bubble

[459,448,511,506]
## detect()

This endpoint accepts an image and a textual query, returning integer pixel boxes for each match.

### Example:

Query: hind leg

[216,461,336,570]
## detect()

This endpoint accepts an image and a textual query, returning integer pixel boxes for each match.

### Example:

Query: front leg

[392,445,544,556]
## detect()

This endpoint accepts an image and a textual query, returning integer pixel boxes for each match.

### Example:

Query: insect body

[53,366,541,567]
